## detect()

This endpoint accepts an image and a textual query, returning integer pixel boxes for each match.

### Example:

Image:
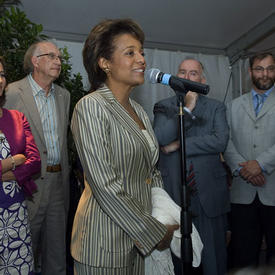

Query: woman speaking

[70,18,178,275]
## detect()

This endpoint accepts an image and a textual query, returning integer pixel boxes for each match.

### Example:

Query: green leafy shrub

[0,2,88,165]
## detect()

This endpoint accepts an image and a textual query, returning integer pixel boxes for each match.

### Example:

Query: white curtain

[56,40,233,122]
[238,58,251,95]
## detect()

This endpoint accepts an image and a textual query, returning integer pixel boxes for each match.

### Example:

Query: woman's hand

[156,224,179,251]
[1,154,26,181]
[13,154,26,167]
[0,154,26,175]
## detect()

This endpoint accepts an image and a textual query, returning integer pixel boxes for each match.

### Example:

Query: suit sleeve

[154,99,229,156]
[140,106,164,189]
[224,101,247,171]
[184,101,229,156]
[13,112,41,183]
[71,97,166,255]
[153,101,178,146]
[256,142,275,174]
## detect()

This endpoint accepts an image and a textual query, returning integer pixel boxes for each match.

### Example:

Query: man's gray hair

[179,56,206,79]
[23,40,58,74]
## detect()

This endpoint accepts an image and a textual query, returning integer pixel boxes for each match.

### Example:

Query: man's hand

[239,160,262,180]
[249,173,266,186]
[161,140,180,154]
[156,224,179,251]
[184,91,198,112]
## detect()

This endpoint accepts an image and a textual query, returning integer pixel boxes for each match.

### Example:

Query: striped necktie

[187,162,197,195]
[255,94,265,116]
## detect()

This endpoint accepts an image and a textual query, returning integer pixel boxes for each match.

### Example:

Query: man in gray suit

[5,41,70,275]
[225,52,275,269]
[153,58,230,275]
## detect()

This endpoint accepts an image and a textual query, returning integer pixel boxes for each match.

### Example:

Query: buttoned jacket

[154,95,230,217]
[225,88,275,206]
[70,86,167,267]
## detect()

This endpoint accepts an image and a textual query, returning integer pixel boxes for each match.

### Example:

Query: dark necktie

[187,162,197,195]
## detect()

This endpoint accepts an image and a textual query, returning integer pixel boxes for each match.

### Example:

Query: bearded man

[225,52,275,269]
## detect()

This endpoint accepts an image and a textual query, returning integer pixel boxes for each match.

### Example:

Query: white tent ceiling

[20,0,275,63]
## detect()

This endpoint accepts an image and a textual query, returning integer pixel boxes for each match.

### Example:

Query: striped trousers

[74,252,144,275]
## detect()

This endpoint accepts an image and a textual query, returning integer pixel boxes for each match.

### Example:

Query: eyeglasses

[178,70,200,77]
[36,52,63,62]
[252,66,275,74]
[0,72,6,79]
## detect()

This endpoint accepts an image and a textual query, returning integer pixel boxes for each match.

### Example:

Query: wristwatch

[232,169,239,177]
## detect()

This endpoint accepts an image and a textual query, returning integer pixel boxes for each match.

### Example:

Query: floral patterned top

[0,133,24,208]
[0,133,34,274]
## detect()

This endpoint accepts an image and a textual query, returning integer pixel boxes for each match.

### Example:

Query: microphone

[145,68,209,95]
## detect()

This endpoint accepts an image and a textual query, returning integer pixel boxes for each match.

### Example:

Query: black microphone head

[145,68,160,84]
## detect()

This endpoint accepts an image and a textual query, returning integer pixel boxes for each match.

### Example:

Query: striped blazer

[70,85,167,268]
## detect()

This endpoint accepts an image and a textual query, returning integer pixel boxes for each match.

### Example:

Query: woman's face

[0,62,6,97]
[103,33,146,91]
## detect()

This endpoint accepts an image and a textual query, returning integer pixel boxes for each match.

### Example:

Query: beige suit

[70,86,167,274]
[5,76,70,275]
[225,88,275,206]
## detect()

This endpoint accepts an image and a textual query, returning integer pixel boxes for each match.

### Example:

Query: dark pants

[229,194,275,269]
[171,253,203,275]
[173,194,227,275]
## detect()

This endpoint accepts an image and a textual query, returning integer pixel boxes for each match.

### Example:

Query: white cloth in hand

[145,187,203,275]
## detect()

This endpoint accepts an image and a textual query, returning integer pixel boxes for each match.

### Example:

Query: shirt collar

[28,73,55,96]
[252,85,274,98]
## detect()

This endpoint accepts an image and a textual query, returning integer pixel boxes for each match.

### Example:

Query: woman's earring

[104,68,110,74]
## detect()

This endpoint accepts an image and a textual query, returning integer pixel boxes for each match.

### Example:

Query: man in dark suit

[153,58,230,275]
[5,41,70,275]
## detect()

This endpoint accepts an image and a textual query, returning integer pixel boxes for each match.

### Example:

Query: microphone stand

[177,93,193,274]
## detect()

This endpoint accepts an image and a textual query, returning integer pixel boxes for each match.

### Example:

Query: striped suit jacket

[70,85,167,268]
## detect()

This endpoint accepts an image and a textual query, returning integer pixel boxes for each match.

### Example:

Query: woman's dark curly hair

[0,56,6,108]
[83,18,145,92]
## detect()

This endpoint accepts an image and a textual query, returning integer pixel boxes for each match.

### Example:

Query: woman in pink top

[0,56,41,275]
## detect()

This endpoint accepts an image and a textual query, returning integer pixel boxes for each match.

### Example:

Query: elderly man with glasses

[5,40,70,275]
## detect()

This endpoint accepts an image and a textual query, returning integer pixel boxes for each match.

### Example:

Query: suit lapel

[240,93,256,121]
[184,95,207,129]
[257,87,275,119]
[19,78,46,145]
[240,88,275,121]
[133,101,159,165]
[192,95,207,118]
[98,86,153,169]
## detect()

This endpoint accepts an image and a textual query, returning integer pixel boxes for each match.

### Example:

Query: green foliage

[0,5,87,114]
[54,47,88,165]
[0,2,88,166]
[55,47,87,120]
[0,0,21,16]
[0,6,47,82]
